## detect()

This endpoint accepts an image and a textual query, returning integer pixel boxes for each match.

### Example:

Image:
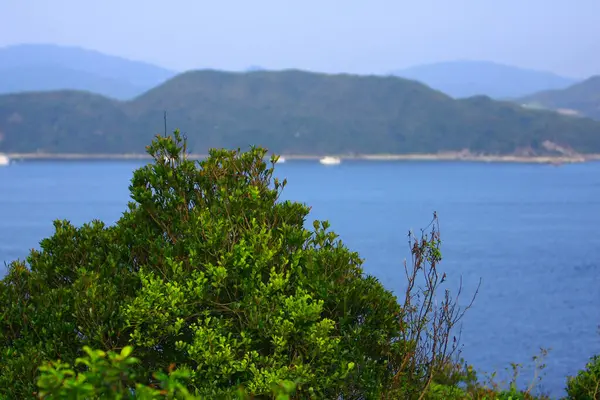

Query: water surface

[1,160,599,397]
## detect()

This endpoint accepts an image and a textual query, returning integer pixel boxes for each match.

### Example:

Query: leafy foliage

[36,345,297,399]
[3,70,600,155]
[34,346,554,399]
[0,131,405,398]
[37,346,193,399]
[566,355,600,399]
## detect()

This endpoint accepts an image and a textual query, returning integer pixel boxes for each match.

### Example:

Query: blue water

[1,160,600,397]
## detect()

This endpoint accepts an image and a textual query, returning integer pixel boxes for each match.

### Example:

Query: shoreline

[4,152,600,164]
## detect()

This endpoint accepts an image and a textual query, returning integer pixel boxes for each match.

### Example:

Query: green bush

[1,131,415,398]
[36,346,194,399]
[566,355,600,400]
[1,130,568,400]
[35,345,297,399]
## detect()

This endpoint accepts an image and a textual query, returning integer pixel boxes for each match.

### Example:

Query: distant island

[392,60,578,99]
[2,69,600,160]
[0,44,177,100]
[516,76,600,121]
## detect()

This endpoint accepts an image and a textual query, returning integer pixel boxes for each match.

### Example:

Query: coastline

[4,152,600,164]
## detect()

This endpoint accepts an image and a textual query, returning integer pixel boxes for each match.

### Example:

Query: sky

[1,0,599,78]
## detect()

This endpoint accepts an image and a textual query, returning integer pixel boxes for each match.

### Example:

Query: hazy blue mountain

[0,44,177,99]
[517,76,600,120]
[392,60,578,99]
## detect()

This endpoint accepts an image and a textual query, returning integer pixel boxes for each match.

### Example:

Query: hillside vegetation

[517,76,600,121]
[0,44,177,100]
[2,69,600,155]
[392,61,577,99]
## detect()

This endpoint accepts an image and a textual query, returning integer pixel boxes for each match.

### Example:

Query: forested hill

[517,76,600,121]
[2,69,600,156]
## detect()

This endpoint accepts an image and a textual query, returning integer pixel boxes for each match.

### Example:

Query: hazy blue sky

[1,0,598,78]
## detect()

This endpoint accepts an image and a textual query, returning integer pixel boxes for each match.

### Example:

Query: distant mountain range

[392,61,579,99]
[1,43,599,156]
[0,44,589,102]
[0,44,177,100]
[516,76,600,120]
[2,69,600,156]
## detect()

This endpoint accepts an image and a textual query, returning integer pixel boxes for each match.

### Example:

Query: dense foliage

[565,355,600,399]
[3,70,600,155]
[0,131,418,398]
[36,345,297,399]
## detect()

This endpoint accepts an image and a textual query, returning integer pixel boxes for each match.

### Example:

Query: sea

[1,159,599,398]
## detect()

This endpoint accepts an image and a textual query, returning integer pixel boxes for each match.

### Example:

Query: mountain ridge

[0,43,177,100]
[517,76,600,120]
[393,60,578,99]
[2,68,600,157]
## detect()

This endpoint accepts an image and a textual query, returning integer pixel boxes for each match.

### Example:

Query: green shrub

[2,129,569,400]
[36,345,297,399]
[566,355,600,400]
[2,130,491,399]
[36,346,194,399]
[0,131,413,398]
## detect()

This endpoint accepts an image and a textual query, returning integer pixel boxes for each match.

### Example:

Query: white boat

[0,154,9,166]
[319,156,341,165]
[276,156,286,164]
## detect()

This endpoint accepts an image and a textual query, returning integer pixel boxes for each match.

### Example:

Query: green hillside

[517,76,600,121]
[2,69,600,155]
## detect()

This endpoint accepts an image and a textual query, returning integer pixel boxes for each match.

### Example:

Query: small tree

[1,131,475,399]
